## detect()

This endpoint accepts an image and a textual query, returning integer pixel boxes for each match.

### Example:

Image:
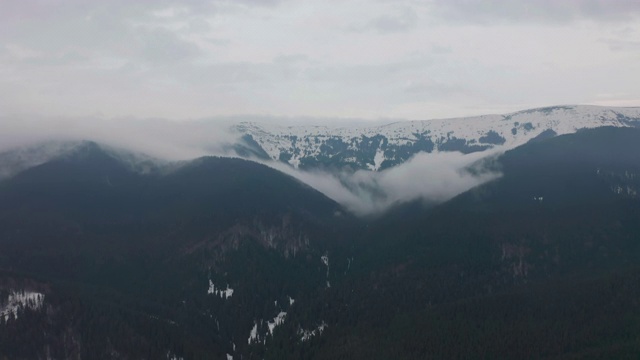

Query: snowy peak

[232,105,640,171]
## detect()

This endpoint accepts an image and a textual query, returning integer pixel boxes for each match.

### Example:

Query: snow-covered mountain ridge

[233,105,640,171]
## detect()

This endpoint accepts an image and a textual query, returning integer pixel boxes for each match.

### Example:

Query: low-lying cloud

[0,115,501,216]
[266,150,501,216]
[0,115,237,160]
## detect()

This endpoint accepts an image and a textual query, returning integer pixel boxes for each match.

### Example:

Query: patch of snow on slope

[248,310,289,345]
[1,290,45,321]
[268,311,287,335]
[288,155,301,168]
[299,321,328,342]
[166,351,184,360]
[248,323,260,345]
[208,280,234,299]
[321,255,329,267]
[367,148,385,171]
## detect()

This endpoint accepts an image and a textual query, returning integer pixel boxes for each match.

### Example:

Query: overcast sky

[2,0,640,121]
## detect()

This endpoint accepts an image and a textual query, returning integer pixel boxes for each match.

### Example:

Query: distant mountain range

[232,105,640,171]
[2,105,639,179]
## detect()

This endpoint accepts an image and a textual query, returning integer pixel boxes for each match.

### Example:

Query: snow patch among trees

[299,321,328,342]
[1,290,44,321]
[208,280,234,299]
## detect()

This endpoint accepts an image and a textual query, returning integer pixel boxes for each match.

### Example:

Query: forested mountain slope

[1,128,640,359]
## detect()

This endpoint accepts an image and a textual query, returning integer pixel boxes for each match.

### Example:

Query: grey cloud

[0,10,197,68]
[233,0,286,7]
[26,51,88,67]
[135,28,203,64]
[176,55,315,87]
[205,37,232,46]
[429,45,453,55]
[306,57,434,84]
[185,62,274,85]
[351,7,419,33]
[600,39,640,52]
[273,54,310,64]
[428,0,640,24]
[368,7,418,33]
[2,3,133,51]
[404,80,464,96]
[0,1,225,67]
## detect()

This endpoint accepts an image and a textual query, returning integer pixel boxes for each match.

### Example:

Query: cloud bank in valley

[0,116,500,216]
[268,150,501,216]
